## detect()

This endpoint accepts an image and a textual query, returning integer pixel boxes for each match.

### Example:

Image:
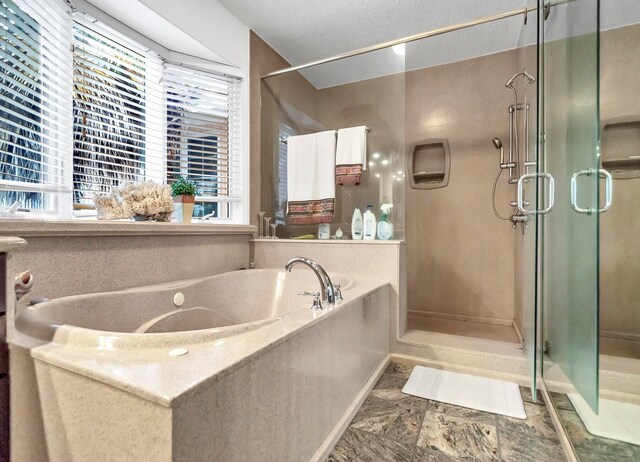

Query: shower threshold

[407,314,520,344]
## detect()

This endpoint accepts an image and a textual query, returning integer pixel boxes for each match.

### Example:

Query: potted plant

[171,177,198,224]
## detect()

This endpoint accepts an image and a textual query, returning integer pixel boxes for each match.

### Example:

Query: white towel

[286,130,336,225]
[336,126,367,186]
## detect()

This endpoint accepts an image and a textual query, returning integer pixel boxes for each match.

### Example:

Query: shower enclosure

[258,1,639,458]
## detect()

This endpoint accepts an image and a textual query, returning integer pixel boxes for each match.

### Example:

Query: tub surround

[23,271,385,406]
[2,227,254,462]
[253,239,406,347]
[13,267,390,462]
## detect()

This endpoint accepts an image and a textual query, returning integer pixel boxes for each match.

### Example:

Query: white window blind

[276,123,296,224]
[72,16,165,206]
[165,64,241,219]
[0,0,72,212]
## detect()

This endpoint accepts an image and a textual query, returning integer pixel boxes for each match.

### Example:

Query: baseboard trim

[407,309,513,327]
[309,354,390,461]
[601,330,640,342]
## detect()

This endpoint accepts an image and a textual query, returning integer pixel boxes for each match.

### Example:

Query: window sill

[0,219,256,237]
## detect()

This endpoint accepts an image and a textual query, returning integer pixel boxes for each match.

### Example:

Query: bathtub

[9,268,390,462]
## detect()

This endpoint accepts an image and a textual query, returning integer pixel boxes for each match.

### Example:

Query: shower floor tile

[328,361,564,462]
[407,315,520,344]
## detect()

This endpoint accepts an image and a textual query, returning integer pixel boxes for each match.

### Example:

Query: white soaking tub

[10,267,390,462]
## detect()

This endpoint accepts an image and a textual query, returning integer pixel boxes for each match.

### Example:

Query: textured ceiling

[219,0,640,88]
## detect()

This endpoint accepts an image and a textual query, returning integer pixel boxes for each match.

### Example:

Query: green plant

[171,177,198,197]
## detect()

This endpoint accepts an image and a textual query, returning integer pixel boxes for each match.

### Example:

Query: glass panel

[260,45,405,239]
[541,0,600,412]
[514,7,541,400]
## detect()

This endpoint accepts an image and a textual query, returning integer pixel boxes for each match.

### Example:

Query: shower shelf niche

[601,118,640,179]
[408,138,451,189]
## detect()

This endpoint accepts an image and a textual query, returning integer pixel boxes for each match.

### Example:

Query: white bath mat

[402,366,526,419]
[568,393,640,446]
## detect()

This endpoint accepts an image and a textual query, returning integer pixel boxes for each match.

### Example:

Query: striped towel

[336,126,367,186]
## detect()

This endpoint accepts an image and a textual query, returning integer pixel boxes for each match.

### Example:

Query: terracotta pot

[173,195,195,224]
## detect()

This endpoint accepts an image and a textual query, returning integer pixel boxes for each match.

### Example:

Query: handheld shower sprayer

[493,137,504,164]
[493,137,516,169]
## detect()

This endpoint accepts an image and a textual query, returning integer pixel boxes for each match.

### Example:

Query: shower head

[492,138,503,149]
[505,70,536,89]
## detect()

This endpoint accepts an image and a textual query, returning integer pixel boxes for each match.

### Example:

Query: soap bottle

[377,204,394,240]
[351,207,363,240]
[363,205,377,240]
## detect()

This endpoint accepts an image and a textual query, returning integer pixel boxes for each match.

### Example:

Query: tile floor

[550,392,640,462]
[406,316,520,344]
[329,363,565,461]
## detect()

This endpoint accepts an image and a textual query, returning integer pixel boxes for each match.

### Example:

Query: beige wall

[250,32,320,233]
[4,232,251,303]
[599,24,640,339]
[316,76,406,237]
[405,49,518,323]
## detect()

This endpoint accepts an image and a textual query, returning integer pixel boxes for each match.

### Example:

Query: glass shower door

[540,0,600,411]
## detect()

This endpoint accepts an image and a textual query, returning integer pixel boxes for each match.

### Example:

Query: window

[0,4,244,223]
[276,123,296,224]
[165,64,242,220]
[72,18,164,208]
[0,0,73,214]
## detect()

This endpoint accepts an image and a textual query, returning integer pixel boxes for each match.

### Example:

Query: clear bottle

[363,205,377,240]
[377,204,394,240]
[351,207,363,240]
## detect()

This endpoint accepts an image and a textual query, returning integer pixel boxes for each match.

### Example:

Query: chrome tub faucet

[285,257,336,306]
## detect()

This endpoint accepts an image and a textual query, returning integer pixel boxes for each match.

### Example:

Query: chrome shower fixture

[493,137,516,169]
[505,69,536,89]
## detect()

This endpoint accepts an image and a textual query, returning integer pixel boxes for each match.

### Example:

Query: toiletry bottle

[377,204,394,240]
[318,223,330,240]
[363,205,377,240]
[351,207,363,240]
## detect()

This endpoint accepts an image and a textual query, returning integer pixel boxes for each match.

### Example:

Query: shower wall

[599,23,640,357]
[405,49,519,325]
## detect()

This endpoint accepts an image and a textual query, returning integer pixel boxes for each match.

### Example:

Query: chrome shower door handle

[600,169,613,213]
[537,172,555,215]
[571,168,613,214]
[517,173,536,215]
[517,172,554,215]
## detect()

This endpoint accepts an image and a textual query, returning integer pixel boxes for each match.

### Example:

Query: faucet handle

[333,283,343,301]
[298,291,323,310]
[311,292,322,310]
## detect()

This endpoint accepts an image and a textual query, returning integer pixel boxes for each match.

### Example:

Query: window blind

[0,0,73,211]
[276,123,296,224]
[72,16,165,206]
[165,63,242,211]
